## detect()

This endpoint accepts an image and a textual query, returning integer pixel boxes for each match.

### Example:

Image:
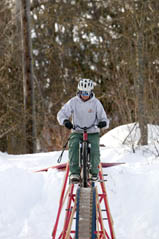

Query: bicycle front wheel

[82,141,88,187]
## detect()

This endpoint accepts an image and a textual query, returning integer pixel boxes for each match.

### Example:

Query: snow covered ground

[0,123,159,239]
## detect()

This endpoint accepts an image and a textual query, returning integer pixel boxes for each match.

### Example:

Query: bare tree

[2,0,159,152]
[20,0,37,153]
[135,30,148,145]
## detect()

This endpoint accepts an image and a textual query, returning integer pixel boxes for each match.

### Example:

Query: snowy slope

[0,123,159,239]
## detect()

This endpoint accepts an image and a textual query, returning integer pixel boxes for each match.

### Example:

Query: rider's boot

[91,174,98,181]
[70,174,80,184]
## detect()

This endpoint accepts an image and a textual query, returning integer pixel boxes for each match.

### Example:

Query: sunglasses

[80,91,91,96]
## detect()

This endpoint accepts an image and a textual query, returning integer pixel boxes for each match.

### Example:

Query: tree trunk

[136,31,148,145]
[20,0,37,153]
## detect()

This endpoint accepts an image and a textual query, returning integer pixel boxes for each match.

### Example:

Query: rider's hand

[63,120,73,129]
[98,121,107,128]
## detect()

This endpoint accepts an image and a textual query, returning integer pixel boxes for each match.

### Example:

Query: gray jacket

[57,93,109,133]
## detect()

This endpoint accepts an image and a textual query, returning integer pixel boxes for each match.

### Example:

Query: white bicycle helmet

[78,79,94,91]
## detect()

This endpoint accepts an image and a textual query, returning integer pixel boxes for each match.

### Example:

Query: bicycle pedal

[70,179,80,184]
[69,178,80,184]
[98,179,107,182]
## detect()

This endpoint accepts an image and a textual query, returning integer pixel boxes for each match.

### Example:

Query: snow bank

[0,124,159,238]
[100,123,159,147]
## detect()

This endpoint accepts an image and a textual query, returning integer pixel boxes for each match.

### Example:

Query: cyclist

[57,79,109,183]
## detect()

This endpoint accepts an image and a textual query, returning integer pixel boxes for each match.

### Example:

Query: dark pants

[68,132,100,176]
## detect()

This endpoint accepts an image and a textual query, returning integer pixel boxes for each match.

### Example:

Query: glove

[98,121,107,128]
[63,119,73,129]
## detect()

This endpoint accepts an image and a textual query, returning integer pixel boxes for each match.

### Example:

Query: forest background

[0,0,159,154]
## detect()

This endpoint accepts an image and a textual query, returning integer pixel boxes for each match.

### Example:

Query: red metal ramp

[51,163,117,239]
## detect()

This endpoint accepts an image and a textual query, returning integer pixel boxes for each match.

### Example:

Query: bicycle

[73,124,97,187]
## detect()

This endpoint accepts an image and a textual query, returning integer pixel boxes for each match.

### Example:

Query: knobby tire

[83,142,88,187]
